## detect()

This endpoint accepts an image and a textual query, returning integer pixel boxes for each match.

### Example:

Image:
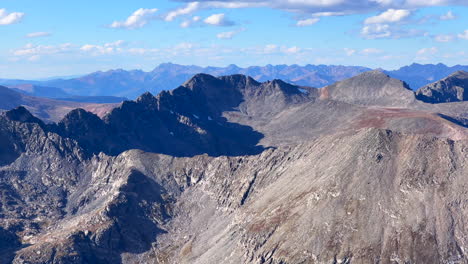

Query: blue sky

[0,0,467,79]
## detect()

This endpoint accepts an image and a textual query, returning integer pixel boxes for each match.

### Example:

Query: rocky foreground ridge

[1,71,468,263]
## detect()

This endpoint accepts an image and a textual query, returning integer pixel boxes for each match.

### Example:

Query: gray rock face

[322,70,415,107]
[416,71,468,103]
[1,71,468,263]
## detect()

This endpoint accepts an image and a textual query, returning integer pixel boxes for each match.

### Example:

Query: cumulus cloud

[80,40,126,55]
[312,11,346,17]
[263,44,279,54]
[110,8,158,29]
[360,48,383,55]
[204,13,234,26]
[417,47,438,55]
[26,32,51,38]
[283,46,301,54]
[246,44,303,55]
[169,0,467,17]
[364,9,410,24]
[440,10,456,20]
[12,43,74,61]
[180,16,203,28]
[361,24,391,38]
[434,34,454,42]
[0,8,24,25]
[165,2,200,21]
[296,18,320,27]
[458,30,468,40]
[217,28,245,39]
[344,48,356,56]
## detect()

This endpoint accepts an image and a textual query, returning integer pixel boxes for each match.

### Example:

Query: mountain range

[1,70,468,263]
[1,63,467,99]
[0,85,117,123]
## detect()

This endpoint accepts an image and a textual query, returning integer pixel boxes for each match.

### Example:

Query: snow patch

[193,114,199,119]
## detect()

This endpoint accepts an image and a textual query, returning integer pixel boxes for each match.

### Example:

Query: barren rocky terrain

[1,70,468,263]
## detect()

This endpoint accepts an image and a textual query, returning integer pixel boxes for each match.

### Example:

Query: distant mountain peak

[450,70,468,77]
[416,70,468,103]
[136,91,156,104]
[5,106,44,125]
[323,70,414,107]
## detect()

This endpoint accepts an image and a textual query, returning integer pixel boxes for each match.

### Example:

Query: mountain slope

[1,72,468,264]
[415,71,468,103]
[321,70,415,107]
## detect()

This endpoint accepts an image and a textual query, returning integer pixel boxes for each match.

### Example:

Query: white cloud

[12,43,74,61]
[180,20,191,28]
[434,34,454,42]
[0,8,24,25]
[263,44,278,54]
[26,32,51,38]
[296,18,320,27]
[246,44,304,55]
[165,2,200,21]
[361,24,391,38]
[364,9,410,24]
[440,10,456,20]
[217,31,236,39]
[344,48,356,56]
[282,46,301,54]
[458,30,468,40]
[179,15,203,28]
[110,8,158,29]
[28,55,40,62]
[312,11,346,17]
[13,43,73,56]
[417,47,438,55]
[204,13,234,26]
[217,28,245,39]
[80,40,126,55]
[360,48,383,55]
[169,0,467,17]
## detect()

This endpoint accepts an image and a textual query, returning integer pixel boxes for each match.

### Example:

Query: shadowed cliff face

[1,72,468,263]
[48,74,311,157]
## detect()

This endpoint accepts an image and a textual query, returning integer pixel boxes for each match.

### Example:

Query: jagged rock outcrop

[52,74,311,157]
[416,71,468,103]
[1,72,468,264]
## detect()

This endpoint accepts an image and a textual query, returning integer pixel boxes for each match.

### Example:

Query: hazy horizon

[2,61,467,80]
[1,0,467,79]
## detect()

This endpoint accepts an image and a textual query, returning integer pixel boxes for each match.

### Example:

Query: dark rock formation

[416,70,468,103]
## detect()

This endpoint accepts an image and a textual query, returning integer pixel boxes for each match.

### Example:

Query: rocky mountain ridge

[1,70,468,263]
[416,70,468,103]
[4,63,466,99]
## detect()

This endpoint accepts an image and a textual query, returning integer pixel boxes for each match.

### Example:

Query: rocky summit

[1,71,468,264]
[416,71,468,103]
